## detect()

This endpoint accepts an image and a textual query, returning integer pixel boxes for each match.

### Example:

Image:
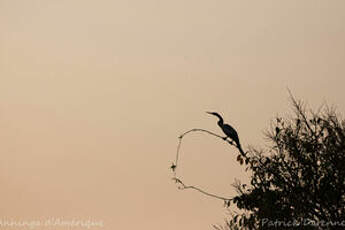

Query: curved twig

[171,128,244,204]
[174,128,238,174]
[172,177,233,202]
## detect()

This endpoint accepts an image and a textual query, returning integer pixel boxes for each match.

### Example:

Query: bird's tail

[236,140,245,157]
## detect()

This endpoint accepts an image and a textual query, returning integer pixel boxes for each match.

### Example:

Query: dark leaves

[226,99,345,229]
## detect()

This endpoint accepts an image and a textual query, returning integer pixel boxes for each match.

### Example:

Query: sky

[1,0,345,229]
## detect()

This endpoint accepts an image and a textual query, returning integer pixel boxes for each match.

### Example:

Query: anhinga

[207,112,245,155]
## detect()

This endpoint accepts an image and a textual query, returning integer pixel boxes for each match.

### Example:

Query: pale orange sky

[1,1,345,229]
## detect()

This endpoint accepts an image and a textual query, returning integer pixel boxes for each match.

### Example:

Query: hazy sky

[1,1,345,229]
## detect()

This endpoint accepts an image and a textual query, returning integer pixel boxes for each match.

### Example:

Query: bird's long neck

[215,115,224,127]
[217,120,223,128]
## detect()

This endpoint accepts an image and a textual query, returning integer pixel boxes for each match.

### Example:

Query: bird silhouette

[207,112,245,155]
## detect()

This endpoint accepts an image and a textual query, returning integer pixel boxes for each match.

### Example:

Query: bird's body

[221,124,240,143]
[207,112,245,155]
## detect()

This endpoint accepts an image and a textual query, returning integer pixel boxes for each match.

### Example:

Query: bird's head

[206,112,218,115]
[206,111,221,117]
[206,111,224,124]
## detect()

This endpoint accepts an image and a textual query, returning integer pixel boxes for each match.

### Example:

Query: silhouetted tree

[222,97,345,229]
[172,95,345,229]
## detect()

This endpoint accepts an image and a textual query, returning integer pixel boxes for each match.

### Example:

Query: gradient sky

[1,1,345,229]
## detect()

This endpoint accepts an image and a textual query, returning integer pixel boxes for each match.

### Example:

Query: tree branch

[172,177,233,203]
[171,128,245,206]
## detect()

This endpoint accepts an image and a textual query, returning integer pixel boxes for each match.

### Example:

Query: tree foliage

[227,98,345,229]
[172,96,345,229]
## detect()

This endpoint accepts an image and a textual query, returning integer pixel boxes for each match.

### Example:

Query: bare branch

[171,128,240,204]
[172,177,232,202]
[287,88,316,137]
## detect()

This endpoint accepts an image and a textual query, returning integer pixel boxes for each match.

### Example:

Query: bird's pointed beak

[206,111,214,115]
